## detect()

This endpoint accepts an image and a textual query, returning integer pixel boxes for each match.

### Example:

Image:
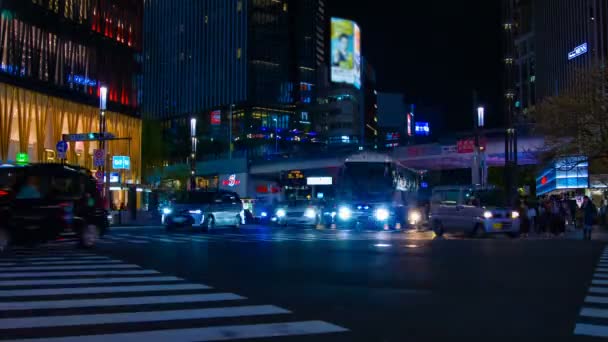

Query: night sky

[327,1,504,132]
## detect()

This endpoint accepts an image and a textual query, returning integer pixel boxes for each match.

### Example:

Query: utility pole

[229,104,233,160]
[190,118,197,191]
[99,86,108,208]
[503,0,518,205]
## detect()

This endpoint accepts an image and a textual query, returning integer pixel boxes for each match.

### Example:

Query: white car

[429,186,521,238]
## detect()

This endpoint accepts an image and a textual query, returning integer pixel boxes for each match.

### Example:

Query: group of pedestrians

[517,195,600,240]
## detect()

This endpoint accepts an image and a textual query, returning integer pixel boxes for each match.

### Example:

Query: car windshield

[174,191,216,204]
[476,190,508,207]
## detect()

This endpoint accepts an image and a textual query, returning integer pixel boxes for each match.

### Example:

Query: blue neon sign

[112,156,131,170]
[414,122,430,136]
[67,74,98,87]
[568,43,588,60]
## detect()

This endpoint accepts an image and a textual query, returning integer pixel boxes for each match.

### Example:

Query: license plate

[174,217,186,223]
[493,223,503,229]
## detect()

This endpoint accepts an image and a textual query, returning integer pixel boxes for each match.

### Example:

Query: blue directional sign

[112,156,131,170]
[568,43,588,60]
[56,141,68,159]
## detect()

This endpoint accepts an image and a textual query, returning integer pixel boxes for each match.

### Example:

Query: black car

[0,164,109,251]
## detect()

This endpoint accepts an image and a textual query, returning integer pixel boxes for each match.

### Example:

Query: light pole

[476,106,487,187]
[229,104,234,160]
[273,117,278,154]
[99,86,108,206]
[190,117,197,191]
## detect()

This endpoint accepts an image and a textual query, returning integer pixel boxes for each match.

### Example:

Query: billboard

[414,122,430,136]
[331,18,361,89]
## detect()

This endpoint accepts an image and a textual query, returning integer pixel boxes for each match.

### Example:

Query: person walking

[582,196,597,241]
[519,199,530,238]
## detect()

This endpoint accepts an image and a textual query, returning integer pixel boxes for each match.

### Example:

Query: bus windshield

[340,162,395,201]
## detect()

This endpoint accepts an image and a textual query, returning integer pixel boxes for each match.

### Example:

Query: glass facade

[536,156,589,195]
[0,1,142,110]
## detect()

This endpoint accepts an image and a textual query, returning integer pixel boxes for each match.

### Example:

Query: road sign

[93,149,105,167]
[95,170,104,182]
[63,133,115,142]
[112,156,131,170]
[56,141,68,159]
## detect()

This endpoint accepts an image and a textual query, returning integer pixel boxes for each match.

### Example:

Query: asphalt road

[0,225,606,341]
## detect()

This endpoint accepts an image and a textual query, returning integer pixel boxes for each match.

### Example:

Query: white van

[429,186,521,238]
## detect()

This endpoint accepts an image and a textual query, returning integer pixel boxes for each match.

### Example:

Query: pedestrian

[519,199,530,237]
[582,196,597,240]
[527,202,537,234]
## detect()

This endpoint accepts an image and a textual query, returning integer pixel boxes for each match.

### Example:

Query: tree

[533,64,608,174]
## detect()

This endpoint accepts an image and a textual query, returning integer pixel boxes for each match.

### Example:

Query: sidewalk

[109,210,162,227]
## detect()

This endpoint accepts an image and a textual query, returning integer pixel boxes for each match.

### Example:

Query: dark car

[162,190,244,232]
[0,164,109,251]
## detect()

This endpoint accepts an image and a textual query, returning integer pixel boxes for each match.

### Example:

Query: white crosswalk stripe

[0,248,348,341]
[575,246,608,338]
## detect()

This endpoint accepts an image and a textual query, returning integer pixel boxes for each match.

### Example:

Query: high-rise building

[0,0,143,181]
[143,0,326,157]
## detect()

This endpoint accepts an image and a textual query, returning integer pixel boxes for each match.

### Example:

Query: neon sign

[67,74,98,87]
[568,43,588,60]
[222,174,241,187]
[414,122,430,136]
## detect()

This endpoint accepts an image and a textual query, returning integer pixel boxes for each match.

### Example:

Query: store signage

[222,174,241,187]
[211,110,221,125]
[307,177,333,186]
[67,74,97,87]
[457,138,487,154]
[112,156,131,170]
[415,122,430,136]
[288,170,304,179]
[16,152,28,165]
[63,133,115,142]
[406,113,413,136]
[568,43,588,60]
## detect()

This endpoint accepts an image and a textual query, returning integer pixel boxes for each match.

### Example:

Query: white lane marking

[22,260,123,266]
[102,236,149,244]
[0,270,159,278]
[585,296,608,304]
[5,320,348,342]
[0,293,244,311]
[594,273,608,279]
[581,307,608,318]
[575,323,608,337]
[592,279,608,285]
[0,305,290,330]
[0,264,140,271]
[0,257,110,262]
[0,276,182,287]
[10,252,96,257]
[597,268,608,272]
[589,287,608,294]
[0,263,15,266]
[0,283,211,297]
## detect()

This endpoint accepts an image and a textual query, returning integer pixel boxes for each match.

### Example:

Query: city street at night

[0,226,605,341]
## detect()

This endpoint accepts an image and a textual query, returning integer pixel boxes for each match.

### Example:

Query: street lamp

[99,86,108,207]
[477,106,485,128]
[190,118,197,190]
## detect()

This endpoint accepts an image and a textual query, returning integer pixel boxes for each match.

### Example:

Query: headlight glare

[162,207,172,215]
[276,209,286,218]
[483,211,493,219]
[409,210,422,223]
[338,206,352,220]
[374,208,390,221]
[304,208,316,218]
[511,211,520,219]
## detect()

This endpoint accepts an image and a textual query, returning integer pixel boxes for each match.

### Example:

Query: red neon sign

[222,174,241,187]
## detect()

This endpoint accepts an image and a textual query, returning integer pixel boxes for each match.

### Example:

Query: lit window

[283,3,288,12]
[205,15,208,24]
[237,48,242,59]
[237,1,242,12]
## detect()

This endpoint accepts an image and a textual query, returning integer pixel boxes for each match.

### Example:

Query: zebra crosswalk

[0,247,348,341]
[574,246,608,338]
[100,228,414,245]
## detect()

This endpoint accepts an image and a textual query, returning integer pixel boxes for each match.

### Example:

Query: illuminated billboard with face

[331,18,361,89]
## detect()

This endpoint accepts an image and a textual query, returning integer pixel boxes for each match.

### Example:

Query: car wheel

[234,215,241,229]
[432,221,444,237]
[80,224,100,249]
[203,215,215,233]
[0,227,10,253]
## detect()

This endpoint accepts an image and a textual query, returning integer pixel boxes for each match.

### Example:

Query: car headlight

[338,206,352,220]
[276,209,286,218]
[261,212,268,217]
[374,208,390,221]
[483,211,493,219]
[162,207,172,215]
[511,211,520,219]
[408,210,422,223]
[304,208,316,219]
[189,209,202,214]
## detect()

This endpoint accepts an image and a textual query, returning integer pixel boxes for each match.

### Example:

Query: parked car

[429,185,520,238]
[162,190,243,232]
[0,163,108,251]
[274,200,324,227]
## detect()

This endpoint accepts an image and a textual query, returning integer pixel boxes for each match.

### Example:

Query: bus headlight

[304,208,316,219]
[162,207,172,215]
[276,209,286,218]
[374,208,390,221]
[408,210,422,223]
[338,206,352,220]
